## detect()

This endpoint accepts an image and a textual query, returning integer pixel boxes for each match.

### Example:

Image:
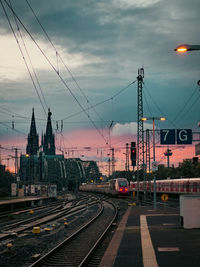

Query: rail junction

[0,192,199,267]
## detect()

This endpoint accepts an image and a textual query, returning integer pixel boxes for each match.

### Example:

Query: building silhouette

[26,108,39,155]
[19,108,100,191]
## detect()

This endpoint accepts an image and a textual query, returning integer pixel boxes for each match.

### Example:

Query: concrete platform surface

[100,205,200,267]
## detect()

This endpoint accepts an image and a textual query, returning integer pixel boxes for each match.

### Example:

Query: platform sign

[160,129,192,145]
[177,129,192,144]
[161,194,168,202]
[152,161,158,171]
[160,129,176,145]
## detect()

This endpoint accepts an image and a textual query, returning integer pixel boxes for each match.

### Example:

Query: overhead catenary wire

[0,80,137,127]
[0,0,48,117]
[25,0,108,128]
[143,90,153,117]
[143,82,178,128]
[0,106,46,121]
[9,0,49,113]
[172,85,200,126]
[1,0,138,147]
[2,0,110,144]
[143,81,200,129]
[61,80,137,121]
[0,121,27,137]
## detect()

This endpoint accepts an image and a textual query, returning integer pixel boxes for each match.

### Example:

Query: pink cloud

[0,127,198,174]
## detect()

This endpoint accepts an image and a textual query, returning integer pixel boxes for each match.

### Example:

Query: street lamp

[141,117,166,161]
[174,43,200,122]
[174,44,200,53]
[141,116,166,209]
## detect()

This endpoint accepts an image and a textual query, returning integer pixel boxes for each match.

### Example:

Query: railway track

[0,194,115,266]
[0,195,93,241]
[28,200,117,267]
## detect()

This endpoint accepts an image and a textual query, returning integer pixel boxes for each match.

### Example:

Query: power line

[143,82,178,128]
[0,121,27,136]
[25,0,107,128]
[1,0,48,116]
[61,81,136,121]
[2,0,110,144]
[172,86,200,126]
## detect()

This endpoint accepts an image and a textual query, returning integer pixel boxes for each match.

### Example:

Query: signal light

[130,142,136,166]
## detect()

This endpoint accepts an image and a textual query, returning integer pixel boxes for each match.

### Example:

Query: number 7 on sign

[160,129,175,145]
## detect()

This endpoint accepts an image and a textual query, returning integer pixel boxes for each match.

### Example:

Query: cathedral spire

[26,108,39,155]
[43,108,55,155]
[30,108,37,136]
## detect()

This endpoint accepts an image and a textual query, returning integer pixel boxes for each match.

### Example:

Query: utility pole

[14,147,19,177]
[145,129,150,173]
[164,147,172,168]
[137,68,145,201]
[125,143,129,179]
[111,148,115,177]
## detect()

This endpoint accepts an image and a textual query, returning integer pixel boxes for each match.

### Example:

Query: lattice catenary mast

[137,68,145,190]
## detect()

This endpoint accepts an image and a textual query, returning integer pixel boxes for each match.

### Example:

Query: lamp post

[174,44,200,53]
[174,43,200,120]
[141,116,166,209]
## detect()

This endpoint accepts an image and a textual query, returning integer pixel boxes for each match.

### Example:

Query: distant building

[42,109,55,155]
[26,108,39,155]
[19,108,100,191]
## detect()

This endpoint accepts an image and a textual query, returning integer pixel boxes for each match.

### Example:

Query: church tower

[43,109,55,155]
[26,108,39,155]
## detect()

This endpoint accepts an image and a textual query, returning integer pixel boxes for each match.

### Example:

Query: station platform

[0,196,56,212]
[100,204,200,267]
[0,196,48,205]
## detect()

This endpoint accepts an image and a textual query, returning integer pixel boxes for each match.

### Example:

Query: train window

[118,181,128,187]
[193,182,197,189]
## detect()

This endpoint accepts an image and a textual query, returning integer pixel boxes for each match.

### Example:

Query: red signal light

[130,142,136,166]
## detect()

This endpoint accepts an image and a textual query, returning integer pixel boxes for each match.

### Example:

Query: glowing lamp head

[175,44,200,53]
[176,46,188,53]
[160,117,166,121]
[141,117,147,121]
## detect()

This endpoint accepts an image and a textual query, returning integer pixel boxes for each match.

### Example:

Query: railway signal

[130,142,136,166]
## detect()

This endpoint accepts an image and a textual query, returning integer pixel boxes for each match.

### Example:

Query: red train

[79,178,130,196]
[130,178,200,194]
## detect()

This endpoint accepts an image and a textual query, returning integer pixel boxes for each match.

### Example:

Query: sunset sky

[0,0,199,175]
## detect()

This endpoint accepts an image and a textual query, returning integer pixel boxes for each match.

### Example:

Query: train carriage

[130,178,200,195]
[79,178,130,196]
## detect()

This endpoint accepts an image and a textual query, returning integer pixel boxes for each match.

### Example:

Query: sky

[0,0,200,175]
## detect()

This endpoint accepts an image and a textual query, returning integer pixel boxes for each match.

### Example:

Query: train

[80,178,200,198]
[130,178,200,195]
[79,178,130,197]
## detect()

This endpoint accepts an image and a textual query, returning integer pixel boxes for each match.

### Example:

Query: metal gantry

[125,143,129,179]
[136,68,145,199]
[145,129,150,173]
[137,68,145,174]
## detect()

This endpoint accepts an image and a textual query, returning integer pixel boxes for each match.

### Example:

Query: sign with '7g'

[160,129,192,145]
[160,129,176,145]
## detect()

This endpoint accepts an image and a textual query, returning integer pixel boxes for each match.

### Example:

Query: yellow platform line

[140,215,158,267]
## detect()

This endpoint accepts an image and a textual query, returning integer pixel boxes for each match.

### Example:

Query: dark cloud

[0,0,200,139]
